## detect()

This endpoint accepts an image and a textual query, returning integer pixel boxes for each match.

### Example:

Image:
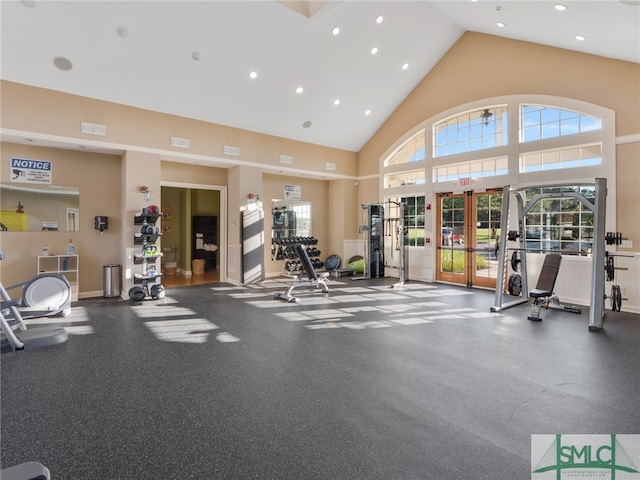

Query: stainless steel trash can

[103,264,122,298]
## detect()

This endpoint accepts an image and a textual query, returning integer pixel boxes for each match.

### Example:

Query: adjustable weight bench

[527,254,581,322]
[274,244,329,303]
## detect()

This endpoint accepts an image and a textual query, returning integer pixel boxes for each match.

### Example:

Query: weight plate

[508,273,522,296]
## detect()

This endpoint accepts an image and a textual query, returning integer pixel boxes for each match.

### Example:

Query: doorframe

[436,188,503,289]
[161,181,227,283]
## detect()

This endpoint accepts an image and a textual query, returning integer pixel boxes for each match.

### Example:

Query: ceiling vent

[325,162,336,171]
[279,155,293,164]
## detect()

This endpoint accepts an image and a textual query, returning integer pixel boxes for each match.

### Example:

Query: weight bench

[528,254,581,322]
[274,244,329,303]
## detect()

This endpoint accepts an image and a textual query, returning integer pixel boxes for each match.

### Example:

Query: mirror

[271,199,311,240]
[0,183,80,232]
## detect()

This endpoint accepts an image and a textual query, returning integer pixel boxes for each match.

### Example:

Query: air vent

[170,136,190,148]
[325,162,336,171]
[224,145,240,156]
[280,155,293,164]
[80,122,106,136]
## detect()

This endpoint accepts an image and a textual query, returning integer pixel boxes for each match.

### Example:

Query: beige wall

[358,32,640,244]
[0,143,122,294]
[1,80,358,178]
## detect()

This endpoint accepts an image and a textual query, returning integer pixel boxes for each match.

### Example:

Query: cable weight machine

[357,201,407,287]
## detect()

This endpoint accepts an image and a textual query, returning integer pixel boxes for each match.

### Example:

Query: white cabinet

[37,254,79,301]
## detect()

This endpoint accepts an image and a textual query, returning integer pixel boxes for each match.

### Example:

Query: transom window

[434,157,508,183]
[384,130,425,166]
[385,170,425,188]
[433,106,508,158]
[520,105,602,142]
[521,144,602,173]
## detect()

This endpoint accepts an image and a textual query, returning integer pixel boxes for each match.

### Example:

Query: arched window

[433,106,508,158]
[380,96,613,256]
[384,129,426,166]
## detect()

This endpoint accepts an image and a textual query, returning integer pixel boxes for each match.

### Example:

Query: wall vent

[325,162,336,171]
[280,155,293,164]
[80,122,106,136]
[170,136,190,148]
[224,145,240,156]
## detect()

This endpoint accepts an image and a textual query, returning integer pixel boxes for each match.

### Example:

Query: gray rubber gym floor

[2,278,639,479]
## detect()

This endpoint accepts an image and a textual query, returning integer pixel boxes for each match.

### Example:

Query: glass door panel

[437,194,467,285]
[471,190,502,288]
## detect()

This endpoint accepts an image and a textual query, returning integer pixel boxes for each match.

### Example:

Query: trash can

[103,264,122,298]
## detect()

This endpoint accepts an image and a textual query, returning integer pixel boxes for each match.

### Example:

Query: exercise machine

[356,201,407,286]
[0,250,68,351]
[274,244,329,303]
[491,178,618,332]
[527,254,581,321]
[0,461,50,480]
[1,273,72,319]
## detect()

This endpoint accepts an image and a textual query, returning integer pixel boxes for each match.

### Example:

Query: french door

[436,189,503,288]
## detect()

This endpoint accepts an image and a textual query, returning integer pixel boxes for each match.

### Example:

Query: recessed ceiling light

[554,3,567,11]
[249,71,258,79]
[191,51,203,61]
[375,15,383,24]
[370,47,378,55]
[333,99,340,106]
[331,26,340,36]
[116,26,130,38]
[402,63,409,70]
[302,121,312,128]
[53,56,72,71]
[21,0,36,7]
[619,0,640,5]
[295,86,303,94]
[497,22,506,28]
[575,34,587,41]
[365,110,371,115]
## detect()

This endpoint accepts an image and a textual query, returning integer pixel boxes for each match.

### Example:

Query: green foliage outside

[441,251,488,273]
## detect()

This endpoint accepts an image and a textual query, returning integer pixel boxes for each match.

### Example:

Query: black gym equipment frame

[490,178,608,332]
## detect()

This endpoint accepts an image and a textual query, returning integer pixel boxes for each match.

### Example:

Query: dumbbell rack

[272,237,324,278]
[132,211,163,301]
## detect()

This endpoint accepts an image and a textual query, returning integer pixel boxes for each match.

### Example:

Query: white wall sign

[284,184,301,200]
[10,157,52,184]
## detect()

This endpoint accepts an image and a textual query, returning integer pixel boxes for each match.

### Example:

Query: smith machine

[357,201,407,287]
[491,178,630,332]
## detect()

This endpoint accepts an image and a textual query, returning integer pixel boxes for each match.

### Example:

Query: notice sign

[284,184,301,200]
[10,157,52,184]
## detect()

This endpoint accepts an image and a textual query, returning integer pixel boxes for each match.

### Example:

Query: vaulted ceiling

[1,1,639,152]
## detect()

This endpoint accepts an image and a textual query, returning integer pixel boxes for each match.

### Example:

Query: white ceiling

[1,0,639,153]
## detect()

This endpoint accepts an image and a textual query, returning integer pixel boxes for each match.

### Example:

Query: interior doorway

[160,183,226,287]
[436,189,503,288]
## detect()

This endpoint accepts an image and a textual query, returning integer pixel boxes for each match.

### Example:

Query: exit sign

[459,177,472,187]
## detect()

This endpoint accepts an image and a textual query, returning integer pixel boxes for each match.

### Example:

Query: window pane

[520,105,601,142]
